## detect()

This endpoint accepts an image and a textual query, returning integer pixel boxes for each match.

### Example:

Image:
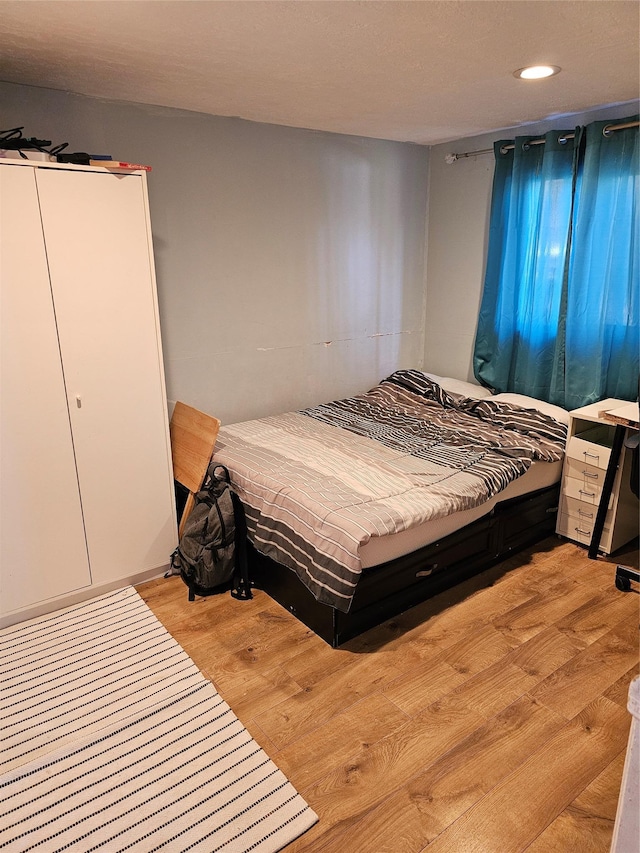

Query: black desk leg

[588,424,626,559]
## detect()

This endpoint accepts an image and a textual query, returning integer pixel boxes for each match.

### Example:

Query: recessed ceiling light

[514,65,562,80]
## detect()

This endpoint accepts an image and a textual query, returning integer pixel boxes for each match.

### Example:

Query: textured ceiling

[0,0,638,145]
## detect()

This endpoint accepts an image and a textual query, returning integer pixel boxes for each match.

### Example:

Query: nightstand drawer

[562,475,613,507]
[559,493,613,526]
[566,434,612,469]
[564,456,609,490]
[556,511,611,547]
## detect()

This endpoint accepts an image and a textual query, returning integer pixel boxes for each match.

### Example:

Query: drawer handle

[582,470,600,480]
[578,509,594,519]
[579,489,596,498]
[416,566,436,577]
[583,451,600,461]
[575,526,592,536]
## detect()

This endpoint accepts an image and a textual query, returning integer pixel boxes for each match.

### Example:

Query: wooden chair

[169,402,221,538]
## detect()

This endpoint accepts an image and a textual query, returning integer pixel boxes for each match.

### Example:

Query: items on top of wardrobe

[0,126,151,170]
[0,126,67,161]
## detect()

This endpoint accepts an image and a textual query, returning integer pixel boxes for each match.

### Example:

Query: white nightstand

[555,399,639,554]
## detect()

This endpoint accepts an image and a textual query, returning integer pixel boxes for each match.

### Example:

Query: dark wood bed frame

[249,483,560,647]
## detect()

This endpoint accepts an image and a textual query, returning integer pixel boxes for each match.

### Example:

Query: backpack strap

[230,490,252,601]
[186,577,196,602]
[207,463,231,486]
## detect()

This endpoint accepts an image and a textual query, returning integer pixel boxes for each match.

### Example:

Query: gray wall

[423,102,636,382]
[4,81,634,416]
[1,82,429,424]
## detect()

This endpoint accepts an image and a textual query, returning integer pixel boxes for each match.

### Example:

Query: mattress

[359,457,562,567]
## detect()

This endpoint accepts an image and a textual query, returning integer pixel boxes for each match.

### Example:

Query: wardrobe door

[0,164,92,614]
[35,168,176,585]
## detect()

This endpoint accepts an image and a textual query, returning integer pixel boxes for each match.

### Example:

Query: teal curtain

[473,117,639,409]
[564,119,639,408]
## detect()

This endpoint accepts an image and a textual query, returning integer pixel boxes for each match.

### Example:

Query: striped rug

[0,587,317,852]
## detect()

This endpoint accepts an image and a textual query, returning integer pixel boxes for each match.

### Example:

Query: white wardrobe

[1,160,177,625]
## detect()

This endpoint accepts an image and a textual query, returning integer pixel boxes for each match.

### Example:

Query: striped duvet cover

[213,370,567,613]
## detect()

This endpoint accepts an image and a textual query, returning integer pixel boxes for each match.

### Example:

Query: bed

[213,370,568,646]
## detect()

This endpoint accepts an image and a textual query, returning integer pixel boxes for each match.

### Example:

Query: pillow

[491,392,570,425]
[436,377,493,400]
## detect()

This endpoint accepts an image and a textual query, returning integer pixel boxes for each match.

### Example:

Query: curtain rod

[445,119,639,163]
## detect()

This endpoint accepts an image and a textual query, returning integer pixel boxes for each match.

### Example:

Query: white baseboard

[0,563,170,629]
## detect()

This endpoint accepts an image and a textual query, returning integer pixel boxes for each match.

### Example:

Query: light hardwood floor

[138,536,639,853]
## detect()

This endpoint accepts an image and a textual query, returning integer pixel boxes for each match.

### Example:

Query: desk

[588,403,639,573]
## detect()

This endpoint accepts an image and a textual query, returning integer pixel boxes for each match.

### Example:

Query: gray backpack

[169,463,252,602]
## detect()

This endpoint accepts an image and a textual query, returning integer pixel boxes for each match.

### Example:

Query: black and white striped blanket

[214,370,566,613]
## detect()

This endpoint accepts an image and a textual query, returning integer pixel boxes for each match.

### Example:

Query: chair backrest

[169,401,221,538]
